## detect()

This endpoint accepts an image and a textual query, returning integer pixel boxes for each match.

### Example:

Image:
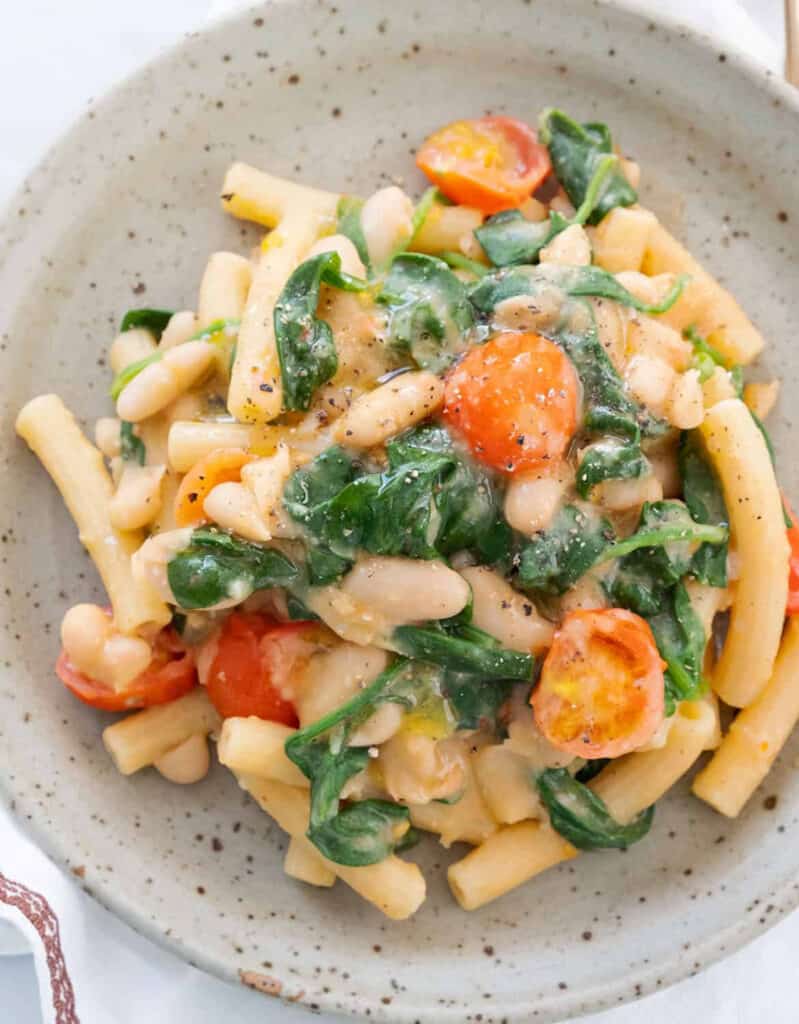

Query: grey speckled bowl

[1,1,798,1020]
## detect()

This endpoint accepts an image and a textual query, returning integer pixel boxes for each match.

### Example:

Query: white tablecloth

[0,2,791,1022]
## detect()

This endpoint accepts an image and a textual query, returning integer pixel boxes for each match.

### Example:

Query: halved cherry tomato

[55,627,196,711]
[443,332,579,475]
[416,116,552,214]
[532,609,666,759]
[174,447,255,527]
[204,613,315,724]
[783,495,799,615]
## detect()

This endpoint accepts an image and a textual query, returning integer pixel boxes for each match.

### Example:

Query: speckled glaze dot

[1,1,799,1022]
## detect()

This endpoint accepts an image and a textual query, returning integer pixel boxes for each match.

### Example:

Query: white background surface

[0,1,794,1022]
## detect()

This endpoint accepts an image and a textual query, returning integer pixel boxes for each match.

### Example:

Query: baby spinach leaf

[119,308,174,338]
[167,528,299,610]
[475,153,617,266]
[576,441,650,499]
[285,659,431,866]
[678,432,729,587]
[647,582,707,714]
[336,195,370,271]
[119,421,146,465]
[518,505,614,596]
[539,109,637,225]
[392,621,534,681]
[537,767,655,849]
[444,674,514,731]
[438,251,489,278]
[378,253,475,372]
[274,250,369,412]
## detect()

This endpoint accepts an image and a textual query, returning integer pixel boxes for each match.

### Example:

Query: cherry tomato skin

[416,116,552,214]
[205,613,314,724]
[532,608,666,759]
[784,496,799,615]
[174,447,256,527]
[443,332,580,475]
[55,627,196,711]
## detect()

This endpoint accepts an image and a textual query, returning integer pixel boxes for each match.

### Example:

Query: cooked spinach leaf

[378,253,474,372]
[444,674,513,731]
[119,421,146,465]
[285,659,433,865]
[119,308,174,338]
[475,152,617,266]
[539,109,637,225]
[283,426,510,572]
[647,582,707,713]
[576,440,650,499]
[167,527,299,609]
[438,251,490,278]
[274,250,369,412]
[684,325,729,382]
[518,505,613,596]
[393,621,533,681]
[575,759,609,784]
[336,195,370,272]
[678,431,729,587]
[537,767,654,849]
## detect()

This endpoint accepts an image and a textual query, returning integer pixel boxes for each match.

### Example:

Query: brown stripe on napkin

[0,872,78,1023]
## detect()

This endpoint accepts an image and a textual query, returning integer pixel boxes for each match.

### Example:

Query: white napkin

[0,1,789,1022]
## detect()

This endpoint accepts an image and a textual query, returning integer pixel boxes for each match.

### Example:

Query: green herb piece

[536,767,654,849]
[409,186,441,241]
[109,350,163,400]
[119,308,174,338]
[274,250,369,412]
[336,195,370,271]
[539,109,637,225]
[683,325,728,382]
[518,505,613,596]
[167,528,299,610]
[438,251,490,278]
[119,421,146,465]
[475,153,617,266]
[576,440,651,499]
[285,659,434,866]
[378,253,474,372]
[679,431,729,587]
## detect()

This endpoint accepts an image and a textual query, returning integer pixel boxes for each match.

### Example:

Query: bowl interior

[2,1,799,1020]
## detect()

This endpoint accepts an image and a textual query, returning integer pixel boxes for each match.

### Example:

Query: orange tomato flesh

[174,447,255,527]
[532,609,666,759]
[443,332,579,475]
[416,116,552,214]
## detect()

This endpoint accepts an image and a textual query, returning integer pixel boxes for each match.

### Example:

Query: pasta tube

[221,163,339,423]
[284,837,336,888]
[16,395,171,633]
[103,688,221,775]
[699,399,789,707]
[239,775,426,920]
[693,617,799,817]
[217,716,308,787]
[642,222,764,365]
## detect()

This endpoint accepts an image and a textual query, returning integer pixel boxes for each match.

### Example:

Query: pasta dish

[16,110,798,920]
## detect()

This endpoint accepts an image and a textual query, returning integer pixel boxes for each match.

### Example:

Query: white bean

[109,464,166,531]
[95,417,122,458]
[666,369,704,429]
[503,464,572,537]
[203,481,271,542]
[158,310,199,350]
[101,634,154,690]
[624,354,675,415]
[379,732,465,804]
[60,603,152,691]
[349,702,404,747]
[492,286,566,334]
[589,297,626,373]
[240,445,293,528]
[460,567,554,654]
[595,473,663,512]
[131,528,194,604]
[154,733,210,784]
[626,313,692,371]
[109,327,156,374]
[539,223,591,266]
[648,446,682,498]
[333,372,444,449]
[307,233,366,278]
[360,186,414,268]
[295,644,389,727]
[702,366,737,408]
[615,271,677,308]
[342,556,470,625]
[116,340,216,422]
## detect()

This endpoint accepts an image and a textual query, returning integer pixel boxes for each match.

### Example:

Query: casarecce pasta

[16,109,797,919]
